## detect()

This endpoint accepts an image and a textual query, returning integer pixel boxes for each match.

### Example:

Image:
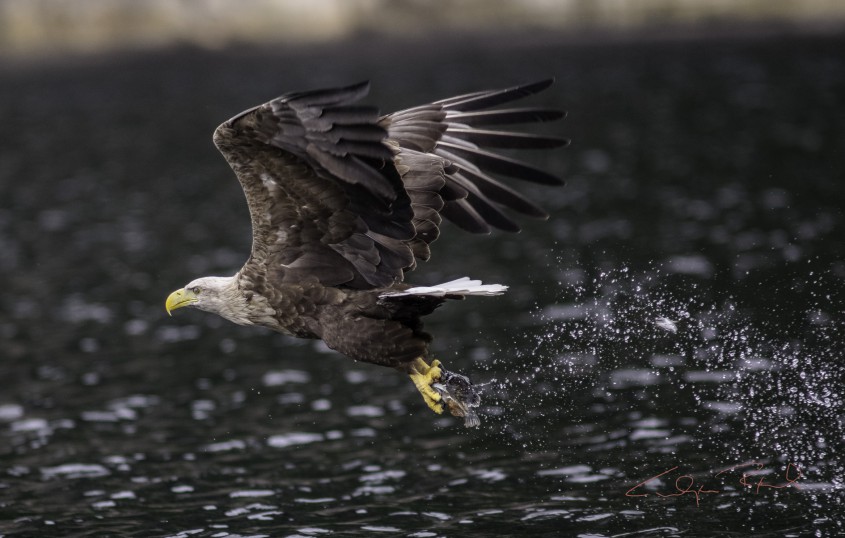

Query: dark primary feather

[436,142,564,185]
[212,79,566,297]
[446,108,565,126]
[444,128,566,149]
[381,79,568,233]
[434,78,555,111]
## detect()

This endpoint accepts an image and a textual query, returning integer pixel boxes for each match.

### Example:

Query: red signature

[626,462,802,506]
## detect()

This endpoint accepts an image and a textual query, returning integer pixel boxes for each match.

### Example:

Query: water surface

[1,33,843,536]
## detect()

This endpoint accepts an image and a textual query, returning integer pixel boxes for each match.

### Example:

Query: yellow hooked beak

[165,288,198,316]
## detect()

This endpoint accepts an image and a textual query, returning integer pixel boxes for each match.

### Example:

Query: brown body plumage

[166,80,566,424]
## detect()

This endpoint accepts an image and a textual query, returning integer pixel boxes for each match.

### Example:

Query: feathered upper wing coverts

[211,79,567,293]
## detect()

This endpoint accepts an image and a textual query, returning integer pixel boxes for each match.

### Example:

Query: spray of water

[476,263,843,502]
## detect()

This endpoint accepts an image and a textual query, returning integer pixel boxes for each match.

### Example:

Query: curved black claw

[432,367,483,428]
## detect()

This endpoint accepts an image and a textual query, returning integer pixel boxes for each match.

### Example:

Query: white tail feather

[380,277,508,298]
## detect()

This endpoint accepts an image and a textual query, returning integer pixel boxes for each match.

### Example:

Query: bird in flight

[165,79,567,427]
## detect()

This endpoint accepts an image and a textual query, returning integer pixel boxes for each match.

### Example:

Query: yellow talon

[408,358,444,414]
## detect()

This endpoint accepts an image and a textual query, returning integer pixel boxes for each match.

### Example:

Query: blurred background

[1,1,844,537]
[2,0,845,59]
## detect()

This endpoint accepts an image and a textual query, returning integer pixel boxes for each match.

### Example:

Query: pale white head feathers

[166,275,252,325]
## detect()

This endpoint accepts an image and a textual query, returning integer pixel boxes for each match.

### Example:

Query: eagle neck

[203,275,252,326]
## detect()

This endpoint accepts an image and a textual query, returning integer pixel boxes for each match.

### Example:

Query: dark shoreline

[2,19,844,71]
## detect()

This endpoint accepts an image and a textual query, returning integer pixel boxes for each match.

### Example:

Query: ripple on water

[537,464,592,477]
[469,468,507,482]
[77,395,153,423]
[0,403,24,421]
[81,409,137,422]
[296,528,332,535]
[703,401,742,414]
[60,295,114,324]
[536,465,610,483]
[650,354,684,367]
[353,485,395,496]
[154,325,201,343]
[346,405,384,417]
[267,432,325,449]
[684,370,734,382]
[278,392,306,404]
[41,463,110,479]
[609,369,663,388]
[577,513,613,522]
[549,496,589,502]
[422,511,451,521]
[344,370,370,384]
[663,254,715,277]
[163,530,206,538]
[311,398,332,411]
[203,439,247,452]
[359,470,406,483]
[521,509,572,521]
[230,490,276,498]
[262,369,311,386]
[224,502,277,517]
[629,428,673,441]
[11,418,51,433]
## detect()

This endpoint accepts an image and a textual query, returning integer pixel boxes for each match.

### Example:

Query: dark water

[1,32,844,536]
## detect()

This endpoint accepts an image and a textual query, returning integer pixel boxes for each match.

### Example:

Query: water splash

[476,263,843,521]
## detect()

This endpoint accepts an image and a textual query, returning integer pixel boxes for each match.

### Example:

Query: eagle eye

[191,286,201,295]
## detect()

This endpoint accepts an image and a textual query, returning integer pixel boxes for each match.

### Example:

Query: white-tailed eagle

[165,80,566,427]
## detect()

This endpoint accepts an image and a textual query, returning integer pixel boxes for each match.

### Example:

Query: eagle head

[165,276,239,317]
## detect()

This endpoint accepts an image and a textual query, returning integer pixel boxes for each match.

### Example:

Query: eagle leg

[407,358,444,414]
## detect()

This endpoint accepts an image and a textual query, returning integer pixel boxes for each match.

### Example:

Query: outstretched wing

[380,79,567,262]
[213,80,566,292]
[213,82,416,289]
